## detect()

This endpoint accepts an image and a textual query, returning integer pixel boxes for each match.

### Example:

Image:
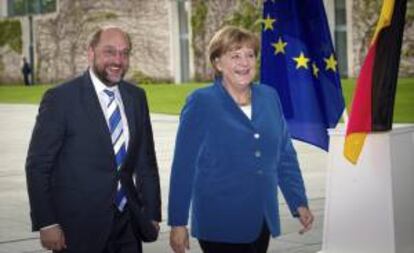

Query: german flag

[344,0,407,164]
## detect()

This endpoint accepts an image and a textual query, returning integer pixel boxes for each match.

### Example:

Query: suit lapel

[80,72,114,154]
[118,82,136,155]
[214,78,255,128]
[250,84,259,124]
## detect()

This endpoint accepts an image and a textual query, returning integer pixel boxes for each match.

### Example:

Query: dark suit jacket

[25,71,161,252]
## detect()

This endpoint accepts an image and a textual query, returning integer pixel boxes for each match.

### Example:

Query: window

[7,0,56,17]
[334,0,348,77]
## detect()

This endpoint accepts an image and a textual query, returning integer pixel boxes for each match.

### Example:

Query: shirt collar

[89,68,118,94]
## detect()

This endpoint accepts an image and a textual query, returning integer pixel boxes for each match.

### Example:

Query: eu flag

[260,0,345,151]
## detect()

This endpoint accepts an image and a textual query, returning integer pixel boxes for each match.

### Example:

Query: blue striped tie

[104,89,127,211]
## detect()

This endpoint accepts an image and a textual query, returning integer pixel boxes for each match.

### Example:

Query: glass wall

[7,0,56,16]
[334,0,348,77]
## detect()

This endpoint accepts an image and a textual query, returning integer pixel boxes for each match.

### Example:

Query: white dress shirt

[89,69,130,149]
[240,104,252,120]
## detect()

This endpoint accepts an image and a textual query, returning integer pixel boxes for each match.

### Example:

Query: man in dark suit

[25,26,161,253]
[22,57,32,86]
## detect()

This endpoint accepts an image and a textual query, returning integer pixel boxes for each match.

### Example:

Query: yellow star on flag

[293,52,310,69]
[312,63,319,78]
[261,14,276,31]
[272,37,287,55]
[324,54,338,72]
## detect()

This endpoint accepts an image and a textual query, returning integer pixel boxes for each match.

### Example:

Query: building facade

[0,0,193,84]
[0,0,412,84]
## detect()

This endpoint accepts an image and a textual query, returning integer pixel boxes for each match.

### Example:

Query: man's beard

[92,62,127,86]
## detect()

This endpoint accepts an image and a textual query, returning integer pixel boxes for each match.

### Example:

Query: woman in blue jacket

[168,26,314,253]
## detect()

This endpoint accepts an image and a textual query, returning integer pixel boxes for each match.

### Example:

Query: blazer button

[255,151,261,157]
[257,170,263,175]
[254,133,260,139]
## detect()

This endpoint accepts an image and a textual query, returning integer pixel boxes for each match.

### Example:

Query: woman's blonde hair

[208,26,259,76]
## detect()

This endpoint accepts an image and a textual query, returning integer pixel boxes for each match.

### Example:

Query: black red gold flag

[344,0,407,164]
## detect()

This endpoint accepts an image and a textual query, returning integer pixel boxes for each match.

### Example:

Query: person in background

[25,26,161,253]
[168,25,314,253]
[22,57,31,86]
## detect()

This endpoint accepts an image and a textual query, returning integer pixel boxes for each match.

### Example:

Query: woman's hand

[170,226,190,253]
[297,206,314,234]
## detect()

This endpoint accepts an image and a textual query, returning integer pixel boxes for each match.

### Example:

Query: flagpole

[332,108,348,134]
[342,108,348,128]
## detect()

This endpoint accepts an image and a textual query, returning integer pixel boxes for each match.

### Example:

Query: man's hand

[40,225,67,251]
[170,226,189,253]
[152,220,160,232]
[297,206,314,234]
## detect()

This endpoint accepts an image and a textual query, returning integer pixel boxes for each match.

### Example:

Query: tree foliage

[224,0,262,33]
[190,0,262,81]
[190,0,208,81]
[353,0,414,75]
[0,19,22,53]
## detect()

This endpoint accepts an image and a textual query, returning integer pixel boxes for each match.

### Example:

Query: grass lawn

[0,78,413,122]
[0,83,206,115]
[341,78,414,123]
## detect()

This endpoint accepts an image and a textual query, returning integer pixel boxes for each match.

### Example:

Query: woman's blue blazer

[168,78,308,243]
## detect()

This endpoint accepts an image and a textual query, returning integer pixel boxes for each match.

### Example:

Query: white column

[0,0,8,17]
[18,16,30,60]
[168,0,182,84]
[345,0,355,77]
[323,0,336,43]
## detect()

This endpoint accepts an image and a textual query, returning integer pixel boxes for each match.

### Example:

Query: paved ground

[0,104,328,253]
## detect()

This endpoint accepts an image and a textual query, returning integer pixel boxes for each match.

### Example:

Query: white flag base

[318,125,414,253]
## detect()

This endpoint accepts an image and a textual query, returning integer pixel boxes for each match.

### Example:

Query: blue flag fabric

[260,0,345,151]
